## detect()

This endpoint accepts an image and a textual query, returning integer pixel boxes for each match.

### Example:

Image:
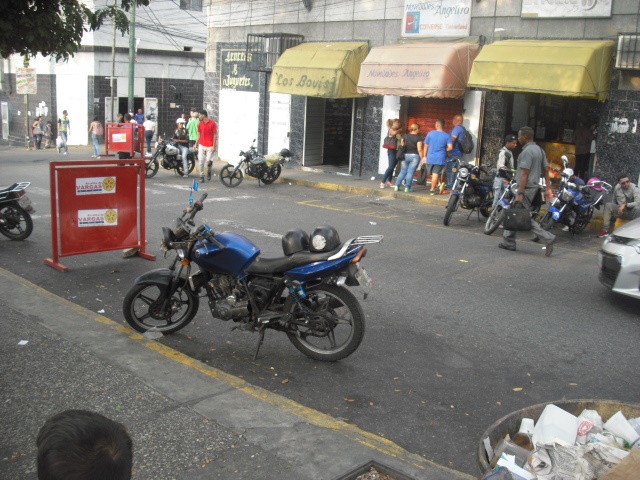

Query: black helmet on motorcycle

[308,225,340,253]
[279,148,292,158]
[282,228,309,256]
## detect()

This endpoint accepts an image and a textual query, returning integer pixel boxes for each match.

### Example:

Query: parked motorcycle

[220,140,291,187]
[145,135,196,178]
[443,161,494,226]
[122,192,382,361]
[0,182,35,240]
[483,171,543,235]
[539,156,612,234]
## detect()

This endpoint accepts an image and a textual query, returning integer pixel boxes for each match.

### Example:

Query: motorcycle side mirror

[561,155,569,167]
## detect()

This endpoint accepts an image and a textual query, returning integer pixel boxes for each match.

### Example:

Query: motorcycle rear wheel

[261,164,282,184]
[146,156,159,178]
[123,283,199,334]
[480,197,493,218]
[443,195,459,226]
[539,212,555,231]
[484,205,505,235]
[571,207,593,234]
[220,165,244,188]
[176,156,196,176]
[284,284,365,362]
[0,204,33,240]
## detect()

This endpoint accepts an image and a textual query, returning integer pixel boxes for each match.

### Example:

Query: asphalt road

[1,147,639,475]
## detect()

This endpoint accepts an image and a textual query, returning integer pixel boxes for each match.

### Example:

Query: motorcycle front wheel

[176,156,196,176]
[539,212,555,231]
[0,204,33,240]
[123,283,199,334]
[260,164,282,184]
[443,194,459,226]
[220,165,244,188]
[284,284,365,362]
[484,205,505,235]
[146,155,159,178]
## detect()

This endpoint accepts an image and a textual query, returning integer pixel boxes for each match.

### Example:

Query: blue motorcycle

[443,161,494,226]
[539,156,612,234]
[123,193,382,361]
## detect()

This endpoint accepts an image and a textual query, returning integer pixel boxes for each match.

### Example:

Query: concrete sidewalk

[0,267,473,480]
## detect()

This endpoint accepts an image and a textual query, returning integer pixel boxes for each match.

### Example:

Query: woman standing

[32,116,43,149]
[380,118,404,188]
[143,115,156,156]
[394,124,423,193]
[88,117,103,157]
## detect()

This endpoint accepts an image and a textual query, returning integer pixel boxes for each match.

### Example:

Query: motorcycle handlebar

[189,193,208,219]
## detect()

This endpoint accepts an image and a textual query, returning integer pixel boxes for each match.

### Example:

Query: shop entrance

[407,97,464,135]
[303,97,353,171]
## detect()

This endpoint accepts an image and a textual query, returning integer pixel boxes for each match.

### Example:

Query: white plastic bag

[577,409,603,444]
[56,135,64,148]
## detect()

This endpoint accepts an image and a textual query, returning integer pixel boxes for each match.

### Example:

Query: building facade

[204,0,640,184]
[0,0,207,147]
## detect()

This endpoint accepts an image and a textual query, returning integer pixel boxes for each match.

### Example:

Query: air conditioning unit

[616,35,640,70]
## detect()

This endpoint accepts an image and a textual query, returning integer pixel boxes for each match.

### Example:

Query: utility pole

[127,0,136,115]
[110,4,117,122]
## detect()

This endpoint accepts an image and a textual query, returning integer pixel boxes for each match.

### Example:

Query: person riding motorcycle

[173,119,190,177]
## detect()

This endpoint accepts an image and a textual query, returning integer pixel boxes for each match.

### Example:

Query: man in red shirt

[195,109,217,181]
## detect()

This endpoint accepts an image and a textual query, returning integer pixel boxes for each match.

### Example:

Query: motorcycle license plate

[18,195,33,210]
[355,264,373,288]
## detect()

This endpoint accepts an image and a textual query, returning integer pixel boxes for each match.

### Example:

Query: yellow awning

[357,42,481,99]
[468,40,614,101]
[269,42,368,98]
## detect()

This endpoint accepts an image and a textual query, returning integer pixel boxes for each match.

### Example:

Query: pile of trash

[482,404,640,480]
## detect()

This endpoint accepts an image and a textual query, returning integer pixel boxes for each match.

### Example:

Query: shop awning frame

[268,42,368,98]
[467,39,615,101]
[356,42,481,99]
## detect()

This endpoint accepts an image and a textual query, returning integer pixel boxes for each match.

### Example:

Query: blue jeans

[145,130,154,153]
[382,148,398,184]
[395,154,420,190]
[178,145,189,173]
[493,176,507,209]
[91,133,100,155]
[60,131,68,153]
[446,157,460,190]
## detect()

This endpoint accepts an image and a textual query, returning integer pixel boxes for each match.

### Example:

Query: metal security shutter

[407,98,464,135]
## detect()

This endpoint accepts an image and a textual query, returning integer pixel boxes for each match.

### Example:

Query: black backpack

[457,126,474,154]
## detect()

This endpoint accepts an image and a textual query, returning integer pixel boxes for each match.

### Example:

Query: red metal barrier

[105,122,146,158]
[45,159,155,272]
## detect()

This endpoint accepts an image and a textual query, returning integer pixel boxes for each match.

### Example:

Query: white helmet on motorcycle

[562,168,574,178]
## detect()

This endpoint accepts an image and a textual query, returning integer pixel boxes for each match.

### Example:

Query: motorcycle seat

[245,245,343,274]
[479,176,495,186]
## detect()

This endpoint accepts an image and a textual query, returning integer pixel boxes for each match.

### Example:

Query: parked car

[598,217,640,300]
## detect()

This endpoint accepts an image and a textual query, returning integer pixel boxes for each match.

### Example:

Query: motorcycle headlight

[176,249,186,260]
[510,182,519,192]
[560,190,575,202]
[458,167,469,178]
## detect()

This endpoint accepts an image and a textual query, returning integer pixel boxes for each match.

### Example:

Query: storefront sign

[16,68,37,94]
[220,49,259,92]
[272,72,338,96]
[402,0,472,37]
[521,0,612,18]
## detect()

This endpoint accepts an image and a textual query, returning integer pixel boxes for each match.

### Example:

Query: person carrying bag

[380,119,403,188]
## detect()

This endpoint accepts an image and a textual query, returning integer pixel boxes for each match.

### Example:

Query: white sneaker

[63,152,68,155]
[91,155,96,158]
[562,226,569,232]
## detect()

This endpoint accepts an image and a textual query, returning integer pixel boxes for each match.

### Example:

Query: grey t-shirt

[517,142,546,190]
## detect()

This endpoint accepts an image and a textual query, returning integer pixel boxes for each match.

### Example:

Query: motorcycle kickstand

[253,325,266,361]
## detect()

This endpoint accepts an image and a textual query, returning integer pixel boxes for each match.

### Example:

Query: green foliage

[0,0,150,61]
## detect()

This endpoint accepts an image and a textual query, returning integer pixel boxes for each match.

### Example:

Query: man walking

[446,114,465,193]
[187,109,199,149]
[598,174,640,237]
[195,109,217,181]
[422,119,452,195]
[499,126,556,256]
[57,110,70,155]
